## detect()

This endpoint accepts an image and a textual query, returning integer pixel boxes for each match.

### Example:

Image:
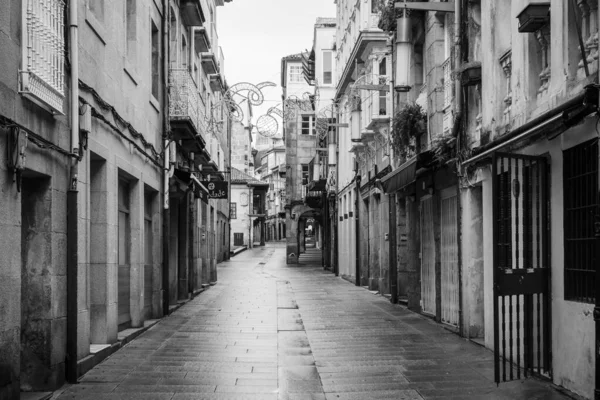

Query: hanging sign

[200,181,229,199]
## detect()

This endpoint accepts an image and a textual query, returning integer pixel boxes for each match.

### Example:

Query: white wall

[230,185,252,246]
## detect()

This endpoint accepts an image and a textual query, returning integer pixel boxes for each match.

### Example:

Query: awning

[463,87,597,166]
[173,168,191,183]
[381,156,417,194]
[190,173,209,203]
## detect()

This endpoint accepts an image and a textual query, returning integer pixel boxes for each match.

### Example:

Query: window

[301,115,315,135]
[564,139,598,303]
[371,0,380,13]
[230,203,237,219]
[181,34,188,68]
[301,164,310,185]
[169,11,178,64]
[289,65,303,83]
[20,0,66,114]
[323,51,333,84]
[378,58,388,115]
[151,20,160,99]
[125,0,136,55]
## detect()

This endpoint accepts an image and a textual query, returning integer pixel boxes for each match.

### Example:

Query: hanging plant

[376,0,397,32]
[391,103,427,160]
[430,132,457,166]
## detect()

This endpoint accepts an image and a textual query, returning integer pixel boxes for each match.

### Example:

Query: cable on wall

[78,79,163,160]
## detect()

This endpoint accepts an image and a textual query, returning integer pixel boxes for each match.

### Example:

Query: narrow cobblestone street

[53,243,572,400]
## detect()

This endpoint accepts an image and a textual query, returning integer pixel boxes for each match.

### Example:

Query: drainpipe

[66,0,79,384]
[162,2,171,316]
[595,6,600,400]
[227,109,232,259]
[454,0,462,121]
[355,173,361,286]
[454,0,465,336]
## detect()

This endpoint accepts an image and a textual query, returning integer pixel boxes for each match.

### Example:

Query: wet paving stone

[55,243,572,400]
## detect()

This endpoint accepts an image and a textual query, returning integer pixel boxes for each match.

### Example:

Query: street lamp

[394,15,412,92]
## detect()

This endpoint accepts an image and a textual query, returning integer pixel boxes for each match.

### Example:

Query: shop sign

[200,181,228,199]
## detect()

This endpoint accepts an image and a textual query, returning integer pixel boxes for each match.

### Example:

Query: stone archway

[286,204,321,264]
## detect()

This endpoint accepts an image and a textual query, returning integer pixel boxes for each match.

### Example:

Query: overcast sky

[218,0,336,134]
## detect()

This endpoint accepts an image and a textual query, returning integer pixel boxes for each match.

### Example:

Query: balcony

[201,53,218,74]
[201,23,220,74]
[168,68,207,149]
[194,27,211,53]
[209,73,224,92]
[180,0,205,26]
[360,129,375,144]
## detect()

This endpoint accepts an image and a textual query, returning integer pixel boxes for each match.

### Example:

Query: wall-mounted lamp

[395,16,412,92]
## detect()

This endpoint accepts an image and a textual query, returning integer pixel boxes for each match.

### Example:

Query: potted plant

[391,103,427,160]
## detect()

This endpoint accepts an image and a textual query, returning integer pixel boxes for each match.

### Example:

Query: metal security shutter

[420,196,436,316]
[492,153,551,383]
[441,192,459,326]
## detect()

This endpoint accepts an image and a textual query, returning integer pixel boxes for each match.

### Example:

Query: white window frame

[323,51,333,85]
[301,114,316,135]
[289,65,303,83]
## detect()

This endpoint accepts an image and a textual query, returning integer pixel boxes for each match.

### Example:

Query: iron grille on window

[564,139,599,303]
[19,0,66,114]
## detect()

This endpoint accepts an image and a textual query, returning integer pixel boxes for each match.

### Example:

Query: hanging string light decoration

[201,81,276,137]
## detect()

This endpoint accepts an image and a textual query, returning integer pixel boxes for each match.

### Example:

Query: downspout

[454,0,462,121]
[334,107,340,276]
[355,173,361,286]
[454,0,464,335]
[595,5,600,400]
[227,102,232,259]
[66,0,79,384]
[162,2,171,316]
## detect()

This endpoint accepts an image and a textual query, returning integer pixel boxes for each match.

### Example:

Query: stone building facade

[333,0,600,398]
[459,1,599,397]
[0,0,233,397]
[255,145,286,241]
[283,18,337,265]
[282,53,316,263]
[334,0,392,291]
[230,120,253,175]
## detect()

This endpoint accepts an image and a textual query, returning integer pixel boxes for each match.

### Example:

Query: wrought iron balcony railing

[168,68,207,140]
